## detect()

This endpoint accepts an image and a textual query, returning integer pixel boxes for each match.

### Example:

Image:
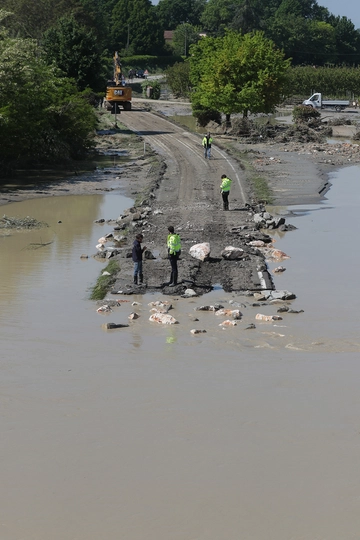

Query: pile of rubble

[0,214,49,229]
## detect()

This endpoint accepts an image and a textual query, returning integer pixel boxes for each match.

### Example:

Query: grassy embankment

[224,143,274,204]
[90,260,120,300]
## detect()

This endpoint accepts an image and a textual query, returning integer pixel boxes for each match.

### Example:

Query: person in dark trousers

[132,233,146,285]
[167,226,181,286]
[220,174,232,210]
[202,132,213,159]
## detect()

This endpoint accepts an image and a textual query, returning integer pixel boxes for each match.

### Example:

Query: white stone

[149,313,178,324]
[148,300,172,308]
[257,247,290,261]
[273,266,286,273]
[221,246,245,260]
[183,288,197,297]
[215,309,242,319]
[189,242,211,261]
[255,313,283,322]
[97,304,112,313]
[219,320,237,326]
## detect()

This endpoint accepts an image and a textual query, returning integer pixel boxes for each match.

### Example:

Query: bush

[292,105,321,123]
[166,62,191,98]
[141,80,161,99]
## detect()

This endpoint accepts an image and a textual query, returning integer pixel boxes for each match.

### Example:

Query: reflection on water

[1,167,360,540]
[267,164,360,349]
[0,193,133,329]
[0,154,130,192]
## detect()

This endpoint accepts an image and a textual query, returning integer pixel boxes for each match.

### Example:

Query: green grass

[250,175,274,204]
[90,260,120,300]
[223,144,274,204]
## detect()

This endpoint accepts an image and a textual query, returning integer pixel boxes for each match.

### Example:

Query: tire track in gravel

[120,110,248,220]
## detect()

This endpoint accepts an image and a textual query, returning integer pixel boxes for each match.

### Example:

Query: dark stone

[102,322,129,330]
[275,217,286,228]
[277,306,289,313]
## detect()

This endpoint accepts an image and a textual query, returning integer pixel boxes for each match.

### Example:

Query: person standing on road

[132,233,147,285]
[167,226,181,287]
[202,132,213,159]
[220,174,232,210]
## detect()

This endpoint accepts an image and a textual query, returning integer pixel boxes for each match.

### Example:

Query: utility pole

[184,23,187,57]
[126,24,130,52]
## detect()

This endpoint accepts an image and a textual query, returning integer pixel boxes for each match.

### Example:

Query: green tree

[265,0,360,65]
[111,0,164,55]
[166,61,191,97]
[189,31,291,119]
[274,0,320,19]
[0,0,81,38]
[200,0,241,36]
[308,20,337,64]
[42,15,107,91]
[172,23,201,56]
[327,15,360,65]
[0,14,97,176]
[229,0,263,34]
[75,0,111,48]
[155,0,206,30]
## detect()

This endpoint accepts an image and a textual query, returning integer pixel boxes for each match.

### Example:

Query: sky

[150,0,360,29]
[320,0,360,29]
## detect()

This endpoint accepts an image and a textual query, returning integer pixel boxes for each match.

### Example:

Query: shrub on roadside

[166,62,191,98]
[141,80,161,99]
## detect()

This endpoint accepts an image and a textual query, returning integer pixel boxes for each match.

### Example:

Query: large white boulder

[189,242,211,261]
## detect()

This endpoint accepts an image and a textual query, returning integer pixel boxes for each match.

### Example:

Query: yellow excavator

[105,52,132,112]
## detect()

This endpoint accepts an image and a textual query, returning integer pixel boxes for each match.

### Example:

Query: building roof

[164,30,174,41]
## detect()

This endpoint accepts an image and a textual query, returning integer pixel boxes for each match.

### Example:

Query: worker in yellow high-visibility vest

[220,174,232,210]
[166,225,181,287]
[202,133,213,159]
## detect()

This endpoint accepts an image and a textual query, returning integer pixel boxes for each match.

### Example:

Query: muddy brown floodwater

[1,161,360,540]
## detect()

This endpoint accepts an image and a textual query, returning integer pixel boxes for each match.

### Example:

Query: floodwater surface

[1,167,360,540]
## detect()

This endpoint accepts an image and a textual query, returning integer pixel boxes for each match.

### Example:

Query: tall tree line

[1,0,360,71]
